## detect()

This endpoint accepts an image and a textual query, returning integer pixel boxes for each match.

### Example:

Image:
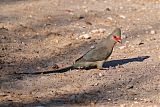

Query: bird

[18,28,122,75]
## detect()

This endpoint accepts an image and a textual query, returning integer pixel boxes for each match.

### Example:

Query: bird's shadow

[101,56,150,68]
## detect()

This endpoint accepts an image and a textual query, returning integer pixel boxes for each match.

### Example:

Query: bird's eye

[113,36,117,39]
[113,35,118,40]
[113,35,121,41]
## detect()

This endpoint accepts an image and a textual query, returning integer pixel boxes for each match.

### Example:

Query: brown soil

[0,0,160,106]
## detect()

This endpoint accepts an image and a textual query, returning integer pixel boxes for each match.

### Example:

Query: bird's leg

[96,60,105,70]
[83,62,97,69]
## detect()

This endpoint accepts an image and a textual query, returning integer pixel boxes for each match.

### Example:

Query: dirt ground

[0,0,160,107]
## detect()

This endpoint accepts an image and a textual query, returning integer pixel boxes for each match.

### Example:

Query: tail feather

[16,65,74,75]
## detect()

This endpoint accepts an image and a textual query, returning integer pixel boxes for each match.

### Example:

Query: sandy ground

[0,0,160,106]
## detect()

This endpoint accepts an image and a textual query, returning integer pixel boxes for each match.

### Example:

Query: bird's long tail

[16,65,74,75]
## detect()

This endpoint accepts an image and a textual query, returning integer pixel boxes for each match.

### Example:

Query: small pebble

[153,105,158,107]
[98,73,103,77]
[119,15,126,19]
[90,45,95,49]
[137,18,140,21]
[108,98,111,101]
[134,101,138,104]
[52,64,59,69]
[85,21,92,25]
[134,98,138,100]
[79,16,85,19]
[106,7,111,11]
[55,40,59,43]
[120,104,125,107]
[139,42,144,45]
[123,56,126,58]
[90,28,106,34]
[119,6,124,9]
[85,9,88,13]
[150,30,156,35]
[79,34,91,39]
[107,17,113,20]
[29,15,32,18]
[94,83,99,86]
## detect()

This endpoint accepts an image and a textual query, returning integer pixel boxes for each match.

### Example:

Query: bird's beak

[118,39,122,44]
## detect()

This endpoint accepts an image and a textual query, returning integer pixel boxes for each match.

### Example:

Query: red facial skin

[112,35,121,42]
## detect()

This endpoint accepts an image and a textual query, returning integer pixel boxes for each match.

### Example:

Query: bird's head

[110,28,122,43]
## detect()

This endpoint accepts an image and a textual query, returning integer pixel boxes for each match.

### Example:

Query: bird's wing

[76,46,112,62]
[75,47,95,62]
